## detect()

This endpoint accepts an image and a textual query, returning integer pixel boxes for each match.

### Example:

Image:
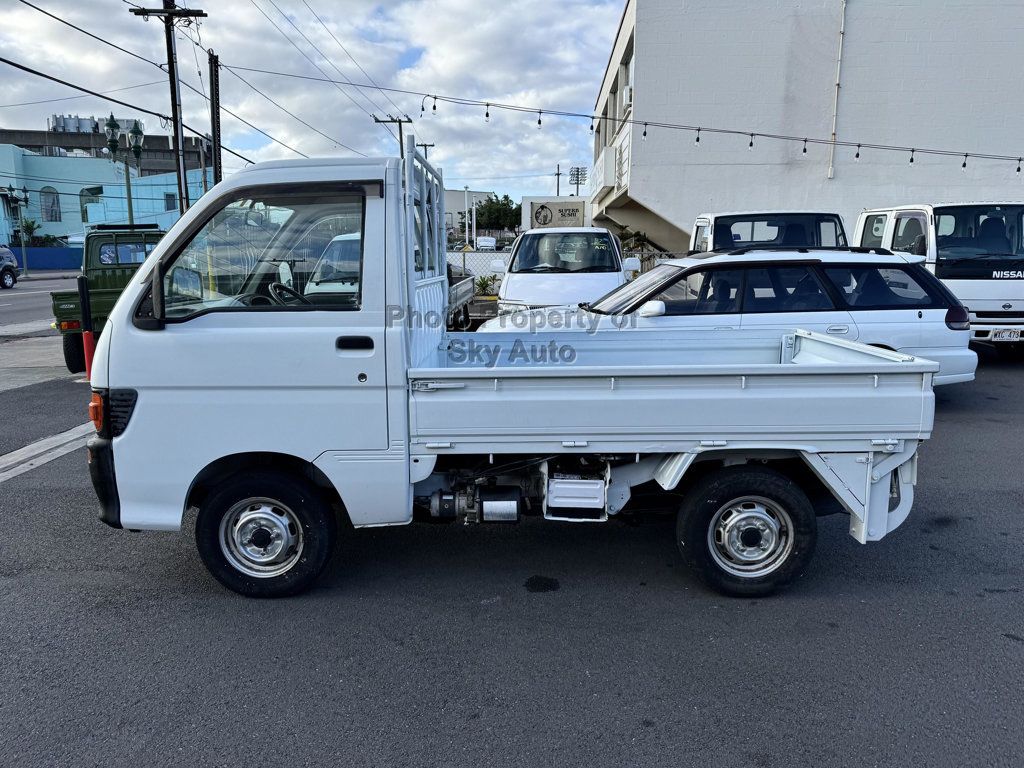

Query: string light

[802,138,808,154]
[485,103,490,122]
[642,122,647,141]
[962,153,968,170]
[215,64,1024,170]
[537,110,542,129]
[1017,158,1021,174]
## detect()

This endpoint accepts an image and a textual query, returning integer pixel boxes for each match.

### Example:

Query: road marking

[0,422,94,484]
[1,289,69,297]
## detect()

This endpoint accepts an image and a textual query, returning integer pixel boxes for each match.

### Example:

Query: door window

[98,242,157,265]
[652,268,744,315]
[860,214,888,248]
[822,265,938,309]
[892,215,927,254]
[744,266,835,313]
[159,187,366,320]
[692,225,709,252]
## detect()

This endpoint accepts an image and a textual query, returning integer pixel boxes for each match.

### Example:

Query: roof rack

[722,245,894,256]
[91,223,162,231]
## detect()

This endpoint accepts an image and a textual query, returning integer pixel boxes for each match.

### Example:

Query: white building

[591,0,1024,252]
[0,142,210,244]
[444,188,495,237]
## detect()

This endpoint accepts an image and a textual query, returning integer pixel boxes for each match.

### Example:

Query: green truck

[51,224,165,373]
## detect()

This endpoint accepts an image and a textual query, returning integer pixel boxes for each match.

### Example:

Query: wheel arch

[185,451,350,525]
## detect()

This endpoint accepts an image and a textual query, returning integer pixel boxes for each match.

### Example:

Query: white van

[493,227,639,314]
[855,204,1024,347]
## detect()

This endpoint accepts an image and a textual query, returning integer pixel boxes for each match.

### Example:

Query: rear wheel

[195,471,337,597]
[677,466,816,597]
[62,333,86,374]
[0,269,14,289]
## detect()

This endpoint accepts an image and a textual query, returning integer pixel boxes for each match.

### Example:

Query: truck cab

[690,212,848,253]
[854,204,1024,346]
[51,224,164,372]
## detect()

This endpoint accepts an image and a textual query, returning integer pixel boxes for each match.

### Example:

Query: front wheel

[195,471,337,597]
[677,466,816,597]
[0,269,14,289]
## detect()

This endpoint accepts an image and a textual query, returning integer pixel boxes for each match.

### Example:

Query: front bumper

[87,436,121,528]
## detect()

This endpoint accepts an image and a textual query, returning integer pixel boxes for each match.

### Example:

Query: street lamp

[105,114,144,226]
[6,184,29,277]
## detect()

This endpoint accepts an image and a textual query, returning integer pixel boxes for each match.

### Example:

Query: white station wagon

[481,248,977,385]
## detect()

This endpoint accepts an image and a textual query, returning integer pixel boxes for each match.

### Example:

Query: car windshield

[711,214,847,251]
[588,264,683,314]
[308,237,361,286]
[934,205,1024,268]
[509,232,618,273]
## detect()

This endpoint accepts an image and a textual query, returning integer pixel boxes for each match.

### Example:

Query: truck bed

[408,330,937,455]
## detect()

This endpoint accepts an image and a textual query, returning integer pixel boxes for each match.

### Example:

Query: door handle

[826,325,849,334]
[336,336,374,350]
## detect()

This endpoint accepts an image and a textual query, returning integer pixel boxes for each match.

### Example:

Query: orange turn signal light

[89,392,104,433]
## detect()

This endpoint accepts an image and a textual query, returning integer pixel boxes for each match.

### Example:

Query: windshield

[710,214,847,251]
[509,232,618,273]
[589,264,683,314]
[934,205,1024,278]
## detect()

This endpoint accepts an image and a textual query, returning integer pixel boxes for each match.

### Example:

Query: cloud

[0,0,622,197]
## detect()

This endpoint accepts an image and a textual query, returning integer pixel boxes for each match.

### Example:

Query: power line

[0,172,208,203]
[0,168,213,189]
[300,0,405,115]
[16,0,163,70]
[248,0,393,144]
[0,80,166,109]
[222,67,365,156]
[0,55,253,165]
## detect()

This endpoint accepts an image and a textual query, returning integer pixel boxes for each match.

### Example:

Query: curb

[16,272,78,282]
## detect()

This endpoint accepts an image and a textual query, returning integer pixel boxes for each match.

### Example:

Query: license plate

[993,329,1021,342]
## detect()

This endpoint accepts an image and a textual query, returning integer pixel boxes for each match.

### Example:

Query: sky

[0,0,623,200]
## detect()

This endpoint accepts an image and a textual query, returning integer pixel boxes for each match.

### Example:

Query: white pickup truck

[87,139,938,598]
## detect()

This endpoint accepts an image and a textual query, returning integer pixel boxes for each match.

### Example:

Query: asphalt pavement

[0,346,1021,767]
[0,275,78,331]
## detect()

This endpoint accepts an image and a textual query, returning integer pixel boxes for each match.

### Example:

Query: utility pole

[463,186,469,244]
[416,142,435,160]
[129,2,207,215]
[373,115,413,157]
[208,48,222,185]
[555,163,563,196]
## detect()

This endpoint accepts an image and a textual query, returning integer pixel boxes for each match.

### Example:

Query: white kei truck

[87,139,938,598]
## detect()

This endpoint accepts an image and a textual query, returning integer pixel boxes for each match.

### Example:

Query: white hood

[499,271,624,307]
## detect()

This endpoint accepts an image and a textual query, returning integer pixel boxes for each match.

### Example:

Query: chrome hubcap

[219,498,303,578]
[707,496,793,578]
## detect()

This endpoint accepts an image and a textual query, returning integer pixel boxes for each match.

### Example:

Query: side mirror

[170,266,203,300]
[490,258,506,273]
[638,299,666,318]
[622,256,641,272]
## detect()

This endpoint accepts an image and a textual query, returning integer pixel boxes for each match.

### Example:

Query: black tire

[62,333,86,374]
[676,466,816,597]
[0,268,14,289]
[195,470,337,597]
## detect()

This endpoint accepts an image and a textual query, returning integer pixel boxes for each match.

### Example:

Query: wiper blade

[514,265,570,273]
[573,266,617,273]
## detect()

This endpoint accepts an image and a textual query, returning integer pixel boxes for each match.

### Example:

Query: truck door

[114,182,392,525]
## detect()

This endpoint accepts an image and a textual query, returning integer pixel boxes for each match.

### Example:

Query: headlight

[497,301,527,315]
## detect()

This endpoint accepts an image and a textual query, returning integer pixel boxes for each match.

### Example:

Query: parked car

[50,224,165,372]
[476,236,497,251]
[690,211,848,253]
[492,227,640,314]
[85,149,936,599]
[0,246,19,289]
[855,203,1024,349]
[481,247,976,385]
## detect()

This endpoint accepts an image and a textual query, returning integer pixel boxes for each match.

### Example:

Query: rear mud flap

[802,444,919,543]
